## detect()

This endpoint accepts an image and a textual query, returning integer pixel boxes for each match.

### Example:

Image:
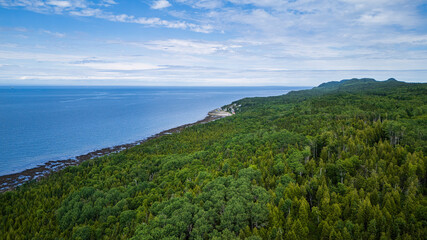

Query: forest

[1,78,426,239]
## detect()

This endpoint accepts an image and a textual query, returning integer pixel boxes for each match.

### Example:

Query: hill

[1,79,426,239]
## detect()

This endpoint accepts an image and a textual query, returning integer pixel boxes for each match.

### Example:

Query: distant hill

[315,78,408,91]
[317,78,377,89]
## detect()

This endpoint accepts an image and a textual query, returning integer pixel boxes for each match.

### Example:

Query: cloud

[228,0,285,8]
[69,7,102,16]
[358,9,418,27]
[372,35,427,45]
[76,62,163,71]
[143,39,240,54]
[99,0,116,7]
[46,0,72,8]
[0,0,212,33]
[89,13,214,33]
[151,0,171,9]
[0,0,87,13]
[0,50,82,61]
[42,30,65,38]
[175,0,223,9]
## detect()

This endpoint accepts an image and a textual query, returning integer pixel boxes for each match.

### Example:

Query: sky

[0,0,426,86]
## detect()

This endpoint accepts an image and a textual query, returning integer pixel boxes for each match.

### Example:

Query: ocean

[0,86,305,176]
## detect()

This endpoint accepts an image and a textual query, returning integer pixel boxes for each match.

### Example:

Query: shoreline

[0,111,227,193]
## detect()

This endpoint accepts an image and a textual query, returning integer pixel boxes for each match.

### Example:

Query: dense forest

[1,78,426,240]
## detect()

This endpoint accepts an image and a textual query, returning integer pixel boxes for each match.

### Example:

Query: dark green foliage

[1,79,426,239]
[132,170,269,240]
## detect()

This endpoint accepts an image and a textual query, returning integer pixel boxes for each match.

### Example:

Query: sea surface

[0,86,305,176]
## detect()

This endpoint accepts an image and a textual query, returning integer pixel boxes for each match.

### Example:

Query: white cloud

[175,0,223,9]
[106,39,238,55]
[76,62,163,71]
[0,50,87,62]
[47,0,71,8]
[42,30,65,38]
[151,0,171,9]
[99,0,116,7]
[373,35,427,45]
[358,9,417,27]
[69,8,102,16]
[95,13,213,33]
[227,0,285,8]
[143,39,241,55]
[0,0,211,33]
[0,0,87,13]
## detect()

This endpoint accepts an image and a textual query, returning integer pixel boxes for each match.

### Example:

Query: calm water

[0,86,305,175]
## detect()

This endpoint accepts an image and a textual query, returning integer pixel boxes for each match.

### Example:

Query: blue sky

[0,0,426,86]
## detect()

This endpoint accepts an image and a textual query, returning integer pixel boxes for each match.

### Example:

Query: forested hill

[1,79,426,240]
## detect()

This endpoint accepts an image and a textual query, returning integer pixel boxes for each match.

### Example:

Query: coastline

[0,110,228,193]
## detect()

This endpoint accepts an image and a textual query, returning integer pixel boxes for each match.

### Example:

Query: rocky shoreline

[0,111,228,193]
